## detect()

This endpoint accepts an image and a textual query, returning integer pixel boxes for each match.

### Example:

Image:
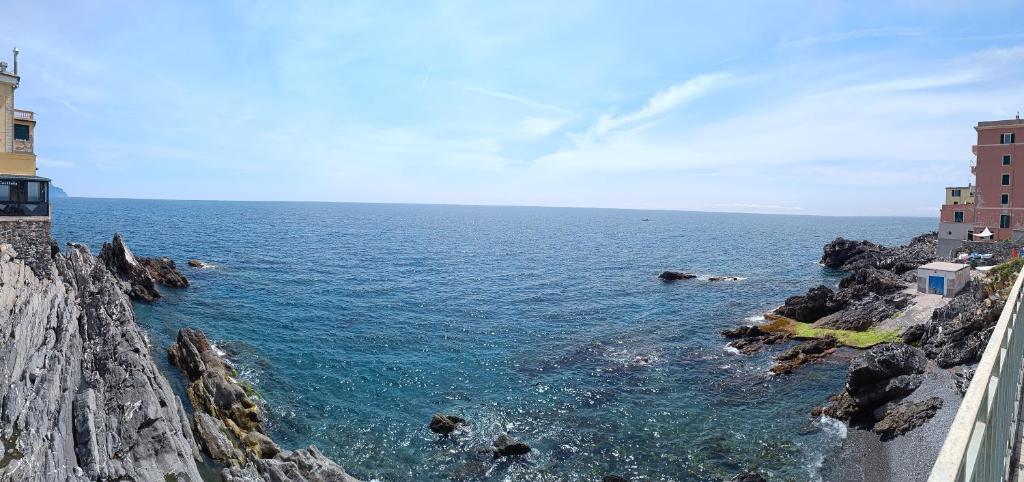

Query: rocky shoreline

[0,233,359,481]
[712,232,1018,481]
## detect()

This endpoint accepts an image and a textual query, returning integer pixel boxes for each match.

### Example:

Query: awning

[978,227,994,238]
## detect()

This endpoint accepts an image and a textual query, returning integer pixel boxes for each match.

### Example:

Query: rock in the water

[659,270,696,281]
[775,285,841,322]
[873,397,944,440]
[708,276,741,282]
[98,232,189,301]
[771,336,838,374]
[492,434,531,458]
[730,471,768,482]
[722,325,788,354]
[429,413,466,436]
[603,476,630,482]
[188,259,207,268]
[0,242,204,481]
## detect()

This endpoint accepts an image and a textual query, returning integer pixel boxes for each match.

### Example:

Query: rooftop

[976,118,1024,129]
[919,261,971,272]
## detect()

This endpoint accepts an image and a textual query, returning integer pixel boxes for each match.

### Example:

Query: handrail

[13,109,33,121]
[930,266,1024,481]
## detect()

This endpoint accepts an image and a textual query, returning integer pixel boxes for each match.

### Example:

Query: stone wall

[0,218,52,275]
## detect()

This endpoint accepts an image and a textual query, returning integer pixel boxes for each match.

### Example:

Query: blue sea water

[49,198,935,481]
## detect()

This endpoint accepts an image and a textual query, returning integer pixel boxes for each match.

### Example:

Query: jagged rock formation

[820,233,936,274]
[775,285,841,322]
[99,232,189,302]
[721,325,788,354]
[776,268,910,329]
[429,413,466,436]
[0,242,203,481]
[821,343,927,428]
[920,282,1003,368]
[168,328,359,481]
[658,271,696,281]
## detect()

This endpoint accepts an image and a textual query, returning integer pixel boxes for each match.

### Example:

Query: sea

[49,198,936,481]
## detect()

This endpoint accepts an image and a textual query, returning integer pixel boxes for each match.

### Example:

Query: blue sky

[5,1,1024,215]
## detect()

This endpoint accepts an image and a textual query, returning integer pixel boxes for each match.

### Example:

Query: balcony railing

[13,109,33,121]
[0,201,49,217]
[929,267,1024,481]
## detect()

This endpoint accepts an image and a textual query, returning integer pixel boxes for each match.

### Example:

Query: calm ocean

[50,198,935,481]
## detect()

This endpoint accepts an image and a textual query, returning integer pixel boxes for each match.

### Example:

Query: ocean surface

[50,198,935,481]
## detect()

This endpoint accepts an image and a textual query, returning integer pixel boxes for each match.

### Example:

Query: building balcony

[13,109,34,121]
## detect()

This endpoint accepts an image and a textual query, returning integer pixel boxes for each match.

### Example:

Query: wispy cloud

[467,86,572,114]
[579,73,733,143]
[777,27,927,49]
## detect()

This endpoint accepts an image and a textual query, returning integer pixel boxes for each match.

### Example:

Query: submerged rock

[429,413,466,436]
[659,270,696,281]
[873,397,944,440]
[492,434,531,458]
[603,476,631,482]
[98,232,189,301]
[708,276,741,282]
[770,336,838,374]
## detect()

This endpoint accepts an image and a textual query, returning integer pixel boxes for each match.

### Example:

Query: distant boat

[641,218,650,222]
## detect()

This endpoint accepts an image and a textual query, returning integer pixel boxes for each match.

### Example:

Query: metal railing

[930,267,1024,481]
[13,109,33,121]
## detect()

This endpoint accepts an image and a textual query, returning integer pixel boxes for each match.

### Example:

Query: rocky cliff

[0,234,359,481]
[0,242,202,481]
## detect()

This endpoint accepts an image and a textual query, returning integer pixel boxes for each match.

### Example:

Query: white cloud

[580,73,733,143]
[467,86,572,114]
[777,27,926,49]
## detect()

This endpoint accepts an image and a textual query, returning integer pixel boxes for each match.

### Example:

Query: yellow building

[944,184,974,206]
[0,47,49,218]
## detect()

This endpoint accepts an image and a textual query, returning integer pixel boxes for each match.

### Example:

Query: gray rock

[923,282,1002,368]
[429,413,465,436]
[730,471,767,482]
[821,233,936,274]
[873,397,944,440]
[954,366,975,397]
[775,285,841,322]
[222,446,360,482]
[658,271,696,281]
[194,412,245,466]
[98,232,189,301]
[492,434,531,458]
[0,242,203,481]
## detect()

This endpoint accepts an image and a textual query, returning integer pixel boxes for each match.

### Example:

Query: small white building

[917,261,971,297]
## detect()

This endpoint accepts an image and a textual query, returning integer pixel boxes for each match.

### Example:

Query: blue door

[928,275,945,295]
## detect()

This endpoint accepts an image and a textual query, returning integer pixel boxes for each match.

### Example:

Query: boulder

[708,276,740,282]
[241,431,282,459]
[188,259,207,268]
[659,271,696,281]
[821,238,881,269]
[923,283,1002,368]
[818,293,911,331]
[770,336,838,375]
[139,256,189,288]
[822,343,927,421]
[901,323,929,345]
[775,285,841,322]
[834,268,906,302]
[873,397,944,440]
[429,413,466,436]
[492,434,531,458]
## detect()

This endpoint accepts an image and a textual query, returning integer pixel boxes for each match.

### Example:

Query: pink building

[938,117,1024,254]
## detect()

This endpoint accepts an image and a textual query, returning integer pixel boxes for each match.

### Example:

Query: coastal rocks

[872,397,944,440]
[99,232,189,301]
[822,343,927,422]
[708,275,741,282]
[821,233,937,274]
[603,476,631,482]
[0,242,204,481]
[818,293,911,331]
[429,413,466,436]
[188,259,207,268]
[492,434,531,458]
[221,446,360,482]
[168,328,265,440]
[774,285,841,322]
[835,268,906,301]
[659,271,696,281]
[168,328,358,481]
[770,336,838,375]
[921,283,1002,368]
[721,325,788,354]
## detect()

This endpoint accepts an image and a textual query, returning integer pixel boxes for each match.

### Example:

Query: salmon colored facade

[939,118,1024,242]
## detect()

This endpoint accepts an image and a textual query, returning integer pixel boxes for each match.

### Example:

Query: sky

[5,1,1024,216]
